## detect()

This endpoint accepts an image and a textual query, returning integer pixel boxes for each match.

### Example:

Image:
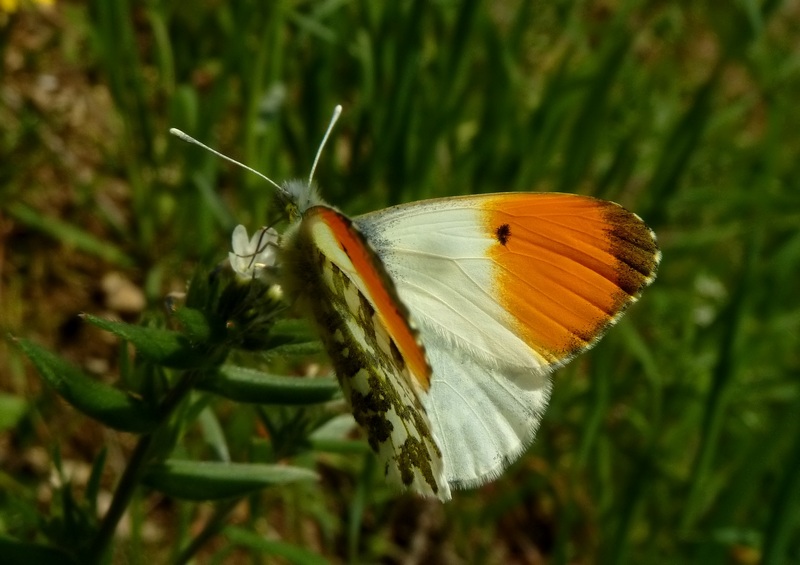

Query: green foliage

[0,537,79,565]
[224,526,331,565]
[2,0,799,563]
[197,365,339,405]
[0,392,28,431]
[142,460,318,501]
[14,338,159,434]
[10,260,339,562]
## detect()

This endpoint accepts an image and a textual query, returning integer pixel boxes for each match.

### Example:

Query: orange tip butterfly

[171,105,660,501]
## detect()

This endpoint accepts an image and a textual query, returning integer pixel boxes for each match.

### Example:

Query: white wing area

[356,199,552,487]
[423,345,550,487]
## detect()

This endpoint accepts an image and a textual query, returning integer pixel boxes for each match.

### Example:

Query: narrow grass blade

[7,202,134,268]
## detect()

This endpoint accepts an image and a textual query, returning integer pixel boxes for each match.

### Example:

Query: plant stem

[86,371,202,563]
[174,499,238,565]
[87,433,154,563]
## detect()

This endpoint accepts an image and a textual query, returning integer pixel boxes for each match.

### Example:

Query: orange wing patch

[483,194,660,363]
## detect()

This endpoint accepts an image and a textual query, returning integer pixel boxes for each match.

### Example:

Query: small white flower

[229,225,279,280]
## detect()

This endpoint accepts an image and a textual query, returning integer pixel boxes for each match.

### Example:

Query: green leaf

[308,438,370,455]
[268,319,319,348]
[143,460,318,501]
[197,365,339,405]
[199,406,231,462]
[15,339,158,433]
[0,393,28,431]
[268,341,326,358]
[168,306,212,343]
[261,318,325,356]
[0,537,79,564]
[224,526,329,565]
[83,314,219,368]
[308,414,366,454]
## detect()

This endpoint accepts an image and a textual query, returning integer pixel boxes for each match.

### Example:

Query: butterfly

[172,106,660,501]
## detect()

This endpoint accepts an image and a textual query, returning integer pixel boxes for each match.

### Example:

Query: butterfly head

[279,179,324,221]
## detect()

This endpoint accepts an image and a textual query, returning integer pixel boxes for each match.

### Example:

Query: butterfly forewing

[357,193,660,488]
[281,205,450,500]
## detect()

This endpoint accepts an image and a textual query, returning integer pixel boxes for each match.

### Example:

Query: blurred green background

[2,0,799,563]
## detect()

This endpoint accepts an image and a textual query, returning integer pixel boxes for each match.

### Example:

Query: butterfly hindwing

[423,345,552,487]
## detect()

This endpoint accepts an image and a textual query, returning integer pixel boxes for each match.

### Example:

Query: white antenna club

[308,104,342,187]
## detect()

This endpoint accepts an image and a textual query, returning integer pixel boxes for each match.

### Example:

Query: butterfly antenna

[308,104,342,187]
[169,128,284,193]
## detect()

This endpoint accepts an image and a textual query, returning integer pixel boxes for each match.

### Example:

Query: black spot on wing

[496,223,511,246]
